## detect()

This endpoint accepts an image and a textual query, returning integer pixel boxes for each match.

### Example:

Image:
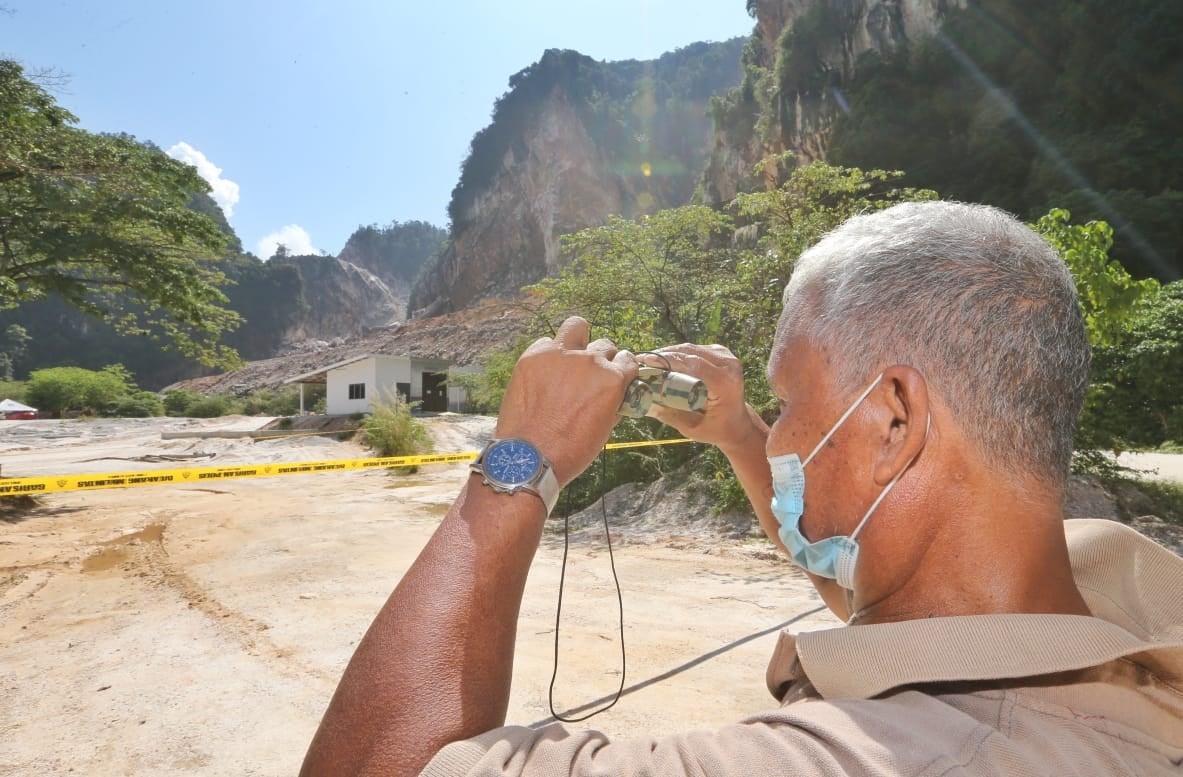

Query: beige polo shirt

[422,519,1183,776]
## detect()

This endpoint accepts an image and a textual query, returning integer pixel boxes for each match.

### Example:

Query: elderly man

[301,202,1183,776]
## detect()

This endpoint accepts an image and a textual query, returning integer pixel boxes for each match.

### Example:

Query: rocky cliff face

[277,255,404,342]
[413,91,629,316]
[336,220,445,301]
[272,221,447,344]
[411,42,745,315]
[703,0,961,206]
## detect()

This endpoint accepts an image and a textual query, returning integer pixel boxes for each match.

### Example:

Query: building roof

[283,354,375,385]
[282,353,427,385]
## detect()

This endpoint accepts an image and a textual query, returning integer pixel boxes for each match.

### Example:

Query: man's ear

[869,365,929,487]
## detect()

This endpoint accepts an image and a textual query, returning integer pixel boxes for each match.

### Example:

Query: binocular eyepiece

[617,365,708,418]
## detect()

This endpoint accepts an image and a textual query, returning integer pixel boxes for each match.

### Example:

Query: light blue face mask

[768,374,926,590]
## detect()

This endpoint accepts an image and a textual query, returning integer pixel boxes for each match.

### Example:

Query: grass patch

[1101,476,1183,526]
[1127,479,1183,525]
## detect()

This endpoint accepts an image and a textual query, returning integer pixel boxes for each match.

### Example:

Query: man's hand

[642,344,765,456]
[496,317,637,486]
[643,345,784,557]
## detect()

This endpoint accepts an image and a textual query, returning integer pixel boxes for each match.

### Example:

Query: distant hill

[1,187,446,388]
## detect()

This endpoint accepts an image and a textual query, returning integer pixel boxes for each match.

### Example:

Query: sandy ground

[0,416,838,776]
[1116,451,1183,483]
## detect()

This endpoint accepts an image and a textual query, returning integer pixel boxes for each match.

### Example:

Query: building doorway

[421,372,448,412]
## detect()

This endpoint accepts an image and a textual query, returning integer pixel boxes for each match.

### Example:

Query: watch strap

[531,463,560,516]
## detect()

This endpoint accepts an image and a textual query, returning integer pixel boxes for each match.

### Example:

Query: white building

[284,354,473,415]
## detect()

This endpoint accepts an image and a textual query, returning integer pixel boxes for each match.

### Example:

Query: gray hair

[783,201,1090,486]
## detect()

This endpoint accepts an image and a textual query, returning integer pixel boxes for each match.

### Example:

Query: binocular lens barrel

[654,372,706,412]
[617,369,706,417]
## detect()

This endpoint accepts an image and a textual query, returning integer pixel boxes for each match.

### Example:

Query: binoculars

[617,366,708,418]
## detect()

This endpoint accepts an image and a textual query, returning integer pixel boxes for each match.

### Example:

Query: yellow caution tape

[0,438,694,496]
[603,437,694,450]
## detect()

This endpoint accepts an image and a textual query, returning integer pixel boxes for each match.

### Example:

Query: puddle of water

[82,547,127,573]
[383,477,430,490]
[82,523,166,574]
[127,523,165,544]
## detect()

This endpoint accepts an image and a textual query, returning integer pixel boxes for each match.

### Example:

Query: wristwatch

[470,438,560,515]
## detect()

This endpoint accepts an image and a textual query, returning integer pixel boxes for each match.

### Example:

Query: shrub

[25,364,133,416]
[187,395,241,418]
[163,389,203,417]
[239,386,303,416]
[107,391,165,418]
[362,395,431,471]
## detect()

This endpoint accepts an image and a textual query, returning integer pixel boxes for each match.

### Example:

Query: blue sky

[3,1,754,259]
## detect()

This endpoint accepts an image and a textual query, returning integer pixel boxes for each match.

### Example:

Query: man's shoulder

[421,694,985,777]
[1066,518,1183,642]
[422,685,1145,777]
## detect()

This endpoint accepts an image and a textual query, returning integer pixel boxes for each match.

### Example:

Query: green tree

[0,59,241,368]
[0,322,29,380]
[1031,209,1178,458]
[537,205,737,348]
[1082,283,1183,452]
[725,161,938,407]
[108,390,165,418]
[1033,209,1159,347]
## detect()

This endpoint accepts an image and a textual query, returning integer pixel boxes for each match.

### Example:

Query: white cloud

[256,224,319,259]
[166,141,240,218]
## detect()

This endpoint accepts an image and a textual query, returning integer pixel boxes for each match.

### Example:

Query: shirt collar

[767,519,1183,701]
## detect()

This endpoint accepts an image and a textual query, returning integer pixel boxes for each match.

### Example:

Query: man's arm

[647,346,852,619]
[643,346,784,554]
[300,318,636,777]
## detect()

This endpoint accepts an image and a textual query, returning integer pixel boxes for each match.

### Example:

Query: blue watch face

[486,439,541,485]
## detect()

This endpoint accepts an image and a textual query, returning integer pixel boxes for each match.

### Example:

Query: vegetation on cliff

[338,220,446,287]
[708,0,1183,281]
[447,41,746,232]
[829,0,1182,282]
[411,40,747,313]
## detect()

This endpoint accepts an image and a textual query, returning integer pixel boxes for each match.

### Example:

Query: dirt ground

[0,416,838,776]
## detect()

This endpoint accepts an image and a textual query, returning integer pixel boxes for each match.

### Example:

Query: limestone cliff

[703,0,962,206]
[412,90,628,316]
[411,41,745,315]
[272,221,447,344]
[274,254,404,342]
[337,220,446,300]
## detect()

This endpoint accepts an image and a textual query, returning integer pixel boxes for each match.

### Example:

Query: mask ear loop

[802,374,884,467]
